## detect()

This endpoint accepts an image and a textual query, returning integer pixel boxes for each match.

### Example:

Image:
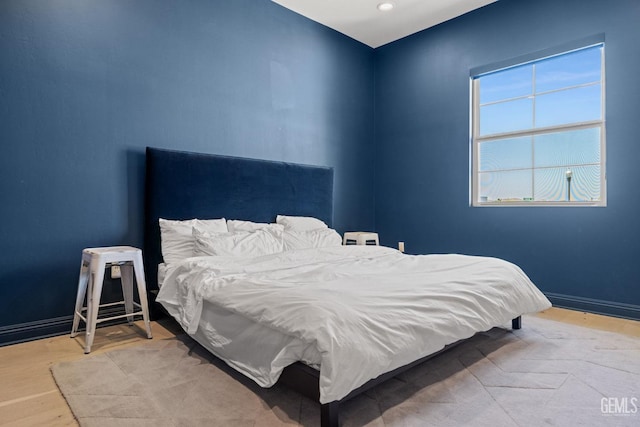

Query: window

[471,44,605,206]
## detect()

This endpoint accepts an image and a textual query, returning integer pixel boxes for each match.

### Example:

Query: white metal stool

[343,232,379,246]
[71,246,152,353]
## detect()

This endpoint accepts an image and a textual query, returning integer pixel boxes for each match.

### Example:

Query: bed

[143,147,551,427]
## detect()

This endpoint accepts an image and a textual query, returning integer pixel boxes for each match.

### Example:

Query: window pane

[479,136,532,172]
[480,98,533,136]
[534,127,601,168]
[533,167,568,201]
[472,43,605,206]
[533,165,601,202]
[479,65,532,104]
[536,46,601,93]
[479,169,532,202]
[535,84,601,128]
[570,165,601,201]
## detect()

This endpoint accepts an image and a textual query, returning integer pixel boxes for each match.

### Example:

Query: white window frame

[470,43,607,207]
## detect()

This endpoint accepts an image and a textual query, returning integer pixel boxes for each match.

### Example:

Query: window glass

[480,98,533,136]
[533,165,601,202]
[472,43,605,206]
[535,48,601,93]
[535,84,601,128]
[479,136,532,172]
[479,65,532,104]
[479,170,533,202]
[534,128,601,168]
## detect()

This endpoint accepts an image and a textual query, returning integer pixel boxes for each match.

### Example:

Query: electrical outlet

[111,265,121,279]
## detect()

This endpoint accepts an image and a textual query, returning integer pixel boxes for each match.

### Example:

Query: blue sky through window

[474,44,603,203]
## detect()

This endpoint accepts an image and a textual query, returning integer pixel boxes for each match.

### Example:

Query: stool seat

[71,246,152,353]
[343,232,379,246]
[84,245,141,254]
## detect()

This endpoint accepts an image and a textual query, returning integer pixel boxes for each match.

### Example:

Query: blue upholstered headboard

[143,147,334,289]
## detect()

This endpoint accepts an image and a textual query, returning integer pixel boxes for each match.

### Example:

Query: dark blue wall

[0,0,374,343]
[374,0,640,318]
[2,0,638,345]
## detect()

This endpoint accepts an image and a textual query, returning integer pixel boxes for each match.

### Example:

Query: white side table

[343,232,379,246]
[71,246,153,353]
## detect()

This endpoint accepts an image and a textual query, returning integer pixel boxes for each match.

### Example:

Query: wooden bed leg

[321,401,339,427]
[512,316,522,330]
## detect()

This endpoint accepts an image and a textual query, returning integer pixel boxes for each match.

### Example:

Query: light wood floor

[0,308,638,427]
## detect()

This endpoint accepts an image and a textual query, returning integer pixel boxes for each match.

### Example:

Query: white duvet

[157,246,551,403]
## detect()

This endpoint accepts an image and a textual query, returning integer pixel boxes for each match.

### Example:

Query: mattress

[157,246,551,403]
[162,294,322,385]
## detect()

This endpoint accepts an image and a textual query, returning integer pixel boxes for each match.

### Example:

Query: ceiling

[272,0,497,48]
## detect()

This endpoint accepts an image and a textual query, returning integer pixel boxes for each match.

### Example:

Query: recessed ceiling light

[377,2,394,12]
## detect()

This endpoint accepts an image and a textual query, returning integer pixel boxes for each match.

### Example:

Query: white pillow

[193,227,284,257]
[227,219,284,233]
[276,215,328,231]
[159,218,227,263]
[283,228,342,251]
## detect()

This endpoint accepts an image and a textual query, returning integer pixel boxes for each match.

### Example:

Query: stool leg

[132,254,152,339]
[71,258,90,338]
[84,268,95,353]
[85,259,106,354]
[120,263,135,325]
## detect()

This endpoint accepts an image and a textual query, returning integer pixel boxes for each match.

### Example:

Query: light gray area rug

[51,316,640,426]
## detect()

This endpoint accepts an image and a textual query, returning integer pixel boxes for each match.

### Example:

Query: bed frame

[143,146,521,427]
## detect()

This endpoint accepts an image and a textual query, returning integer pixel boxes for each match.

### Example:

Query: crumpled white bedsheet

[157,246,551,403]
